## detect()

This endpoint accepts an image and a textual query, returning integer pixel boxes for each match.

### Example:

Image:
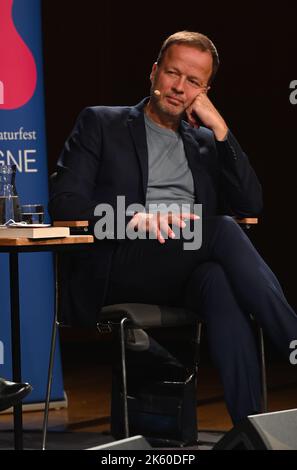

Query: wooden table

[0,235,94,450]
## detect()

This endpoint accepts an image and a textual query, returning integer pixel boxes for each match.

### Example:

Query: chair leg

[42,254,59,450]
[194,322,203,370]
[194,322,202,441]
[41,318,58,449]
[119,317,130,438]
[258,326,268,413]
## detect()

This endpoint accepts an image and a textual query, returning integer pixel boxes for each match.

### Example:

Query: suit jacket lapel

[127,101,207,206]
[180,122,204,203]
[127,101,149,202]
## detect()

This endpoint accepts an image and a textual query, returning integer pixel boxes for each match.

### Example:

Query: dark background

[41,1,297,312]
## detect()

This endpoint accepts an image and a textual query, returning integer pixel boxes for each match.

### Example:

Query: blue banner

[0,0,64,404]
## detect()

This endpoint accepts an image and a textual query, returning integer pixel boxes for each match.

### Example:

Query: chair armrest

[53,220,89,228]
[234,218,258,230]
[52,220,89,234]
[53,219,258,226]
[235,218,258,225]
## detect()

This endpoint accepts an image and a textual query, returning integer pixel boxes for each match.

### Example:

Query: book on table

[0,225,70,239]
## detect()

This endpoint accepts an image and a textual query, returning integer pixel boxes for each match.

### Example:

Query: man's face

[150,44,213,120]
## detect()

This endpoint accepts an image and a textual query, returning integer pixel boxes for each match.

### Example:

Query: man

[49,31,297,424]
[0,377,32,412]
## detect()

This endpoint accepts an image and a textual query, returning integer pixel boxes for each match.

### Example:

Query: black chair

[41,218,267,449]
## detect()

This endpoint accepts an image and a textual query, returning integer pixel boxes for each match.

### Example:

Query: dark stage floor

[0,332,296,450]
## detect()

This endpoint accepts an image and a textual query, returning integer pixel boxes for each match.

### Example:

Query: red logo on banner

[0,0,37,110]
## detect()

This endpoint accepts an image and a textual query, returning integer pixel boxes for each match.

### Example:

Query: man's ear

[150,62,158,83]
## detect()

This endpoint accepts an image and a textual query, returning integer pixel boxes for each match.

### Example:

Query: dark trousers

[105,216,297,423]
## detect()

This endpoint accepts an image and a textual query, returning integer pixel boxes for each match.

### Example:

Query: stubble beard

[150,91,184,126]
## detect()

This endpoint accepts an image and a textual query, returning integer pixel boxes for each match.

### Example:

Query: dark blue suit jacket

[49,98,263,325]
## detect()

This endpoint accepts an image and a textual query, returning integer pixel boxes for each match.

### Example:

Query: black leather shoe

[0,378,32,412]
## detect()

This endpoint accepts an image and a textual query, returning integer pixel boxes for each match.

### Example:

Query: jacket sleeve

[214,130,263,217]
[49,107,103,221]
[49,107,134,236]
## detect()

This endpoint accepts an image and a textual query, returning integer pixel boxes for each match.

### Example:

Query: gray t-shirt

[144,113,195,214]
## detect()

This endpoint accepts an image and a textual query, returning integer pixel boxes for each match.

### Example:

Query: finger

[180,213,200,220]
[186,108,195,119]
[146,214,157,231]
[127,216,138,231]
[148,218,165,243]
[169,214,186,229]
[159,218,175,239]
[188,117,199,128]
[156,226,165,244]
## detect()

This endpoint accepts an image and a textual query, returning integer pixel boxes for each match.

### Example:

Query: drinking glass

[21,204,44,224]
